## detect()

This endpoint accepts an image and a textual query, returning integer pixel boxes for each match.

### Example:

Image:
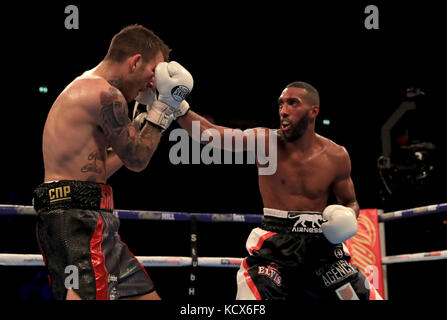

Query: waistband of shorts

[33,180,114,212]
[263,208,322,219]
[262,208,324,233]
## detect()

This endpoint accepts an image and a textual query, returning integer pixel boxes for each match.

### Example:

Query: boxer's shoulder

[317,134,349,161]
[73,72,110,93]
[67,74,125,110]
[317,134,342,150]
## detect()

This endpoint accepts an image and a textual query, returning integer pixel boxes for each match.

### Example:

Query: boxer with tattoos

[33,25,192,300]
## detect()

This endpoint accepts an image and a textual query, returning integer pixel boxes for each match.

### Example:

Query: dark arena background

[0,0,446,308]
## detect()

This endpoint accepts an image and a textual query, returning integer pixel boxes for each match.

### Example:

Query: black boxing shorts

[236,208,380,300]
[33,180,155,300]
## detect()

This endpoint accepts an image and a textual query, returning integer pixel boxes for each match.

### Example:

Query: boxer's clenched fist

[145,61,193,130]
[321,205,358,244]
[155,61,193,109]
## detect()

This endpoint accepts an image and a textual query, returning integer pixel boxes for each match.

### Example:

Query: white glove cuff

[145,101,174,131]
[173,100,190,119]
[133,111,147,129]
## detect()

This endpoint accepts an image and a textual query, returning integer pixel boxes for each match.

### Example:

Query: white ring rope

[381,250,447,264]
[1,203,446,269]
[1,203,446,222]
[2,251,447,267]
[0,254,244,268]
[379,203,447,221]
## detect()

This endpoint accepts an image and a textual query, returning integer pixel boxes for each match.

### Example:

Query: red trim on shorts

[242,258,262,300]
[249,231,276,255]
[118,234,154,284]
[90,216,108,300]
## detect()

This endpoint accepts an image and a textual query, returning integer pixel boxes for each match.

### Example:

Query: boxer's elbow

[123,160,145,172]
[120,152,152,172]
[123,156,151,172]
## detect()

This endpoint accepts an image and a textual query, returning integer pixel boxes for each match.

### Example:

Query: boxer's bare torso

[43,73,112,183]
[177,113,358,215]
[258,131,357,213]
[43,70,162,184]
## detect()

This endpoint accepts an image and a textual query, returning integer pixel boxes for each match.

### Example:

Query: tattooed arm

[105,147,124,179]
[99,86,162,172]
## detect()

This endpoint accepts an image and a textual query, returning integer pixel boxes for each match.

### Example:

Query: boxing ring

[1,203,446,300]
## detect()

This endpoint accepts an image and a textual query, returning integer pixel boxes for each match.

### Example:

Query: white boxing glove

[135,87,156,106]
[132,88,156,130]
[134,87,175,131]
[155,61,193,109]
[321,205,358,244]
[145,102,174,131]
[145,61,193,130]
[132,106,147,131]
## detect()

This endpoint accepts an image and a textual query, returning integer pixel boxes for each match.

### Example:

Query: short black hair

[286,81,320,106]
[105,24,170,63]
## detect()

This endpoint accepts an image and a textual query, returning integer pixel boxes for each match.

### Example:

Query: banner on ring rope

[344,209,384,298]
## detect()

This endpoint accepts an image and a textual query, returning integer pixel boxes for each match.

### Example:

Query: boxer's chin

[282,130,298,142]
[281,125,305,142]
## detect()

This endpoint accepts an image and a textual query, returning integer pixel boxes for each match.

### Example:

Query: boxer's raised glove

[156,61,193,108]
[132,87,156,129]
[145,61,193,130]
[134,90,190,130]
[135,86,156,106]
[321,205,358,244]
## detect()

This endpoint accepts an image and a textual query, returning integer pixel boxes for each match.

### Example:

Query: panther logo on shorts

[291,214,323,233]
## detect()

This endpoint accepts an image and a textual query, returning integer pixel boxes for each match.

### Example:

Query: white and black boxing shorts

[236,208,381,300]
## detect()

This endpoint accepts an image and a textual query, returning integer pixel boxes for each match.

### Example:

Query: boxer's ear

[310,105,320,118]
[129,54,143,72]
